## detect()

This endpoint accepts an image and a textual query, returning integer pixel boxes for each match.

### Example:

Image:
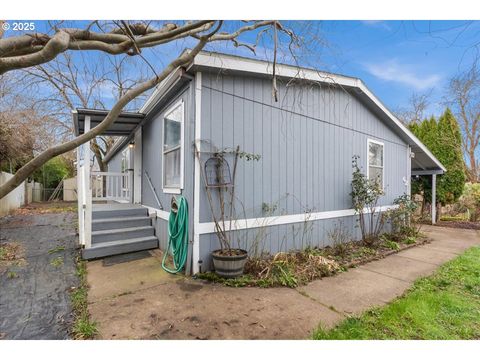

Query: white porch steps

[82,204,158,260]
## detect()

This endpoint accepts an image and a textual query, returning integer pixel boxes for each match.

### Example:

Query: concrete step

[92,226,154,244]
[92,207,148,220]
[82,236,158,260]
[92,216,152,231]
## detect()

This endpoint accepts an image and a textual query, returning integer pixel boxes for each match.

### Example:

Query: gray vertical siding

[141,84,196,252]
[127,69,409,271]
[200,72,408,218]
[196,71,409,269]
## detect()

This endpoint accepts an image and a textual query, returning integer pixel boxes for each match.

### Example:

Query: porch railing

[91,171,132,202]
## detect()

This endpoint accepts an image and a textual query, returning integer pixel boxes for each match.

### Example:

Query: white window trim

[162,99,184,194]
[366,138,385,189]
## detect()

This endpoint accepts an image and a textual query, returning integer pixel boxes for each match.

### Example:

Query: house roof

[73,108,145,136]
[105,50,446,174]
[187,51,446,173]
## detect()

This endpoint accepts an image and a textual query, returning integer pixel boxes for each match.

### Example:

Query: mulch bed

[435,221,480,230]
[198,235,431,288]
[12,201,77,215]
[333,236,431,269]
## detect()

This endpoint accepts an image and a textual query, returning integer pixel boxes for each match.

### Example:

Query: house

[72,50,445,273]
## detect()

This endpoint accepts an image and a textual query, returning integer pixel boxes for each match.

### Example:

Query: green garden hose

[162,196,189,274]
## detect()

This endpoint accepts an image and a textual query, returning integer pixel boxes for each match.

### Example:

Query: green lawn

[313,246,480,340]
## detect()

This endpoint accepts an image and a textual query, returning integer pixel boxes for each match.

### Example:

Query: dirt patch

[89,277,343,340]
[13,201,77,216]
[435,220,480,230]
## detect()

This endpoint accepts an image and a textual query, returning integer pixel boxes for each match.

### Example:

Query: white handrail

[90,171,131,201]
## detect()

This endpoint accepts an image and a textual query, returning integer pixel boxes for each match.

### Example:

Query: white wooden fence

[0,171,43,216]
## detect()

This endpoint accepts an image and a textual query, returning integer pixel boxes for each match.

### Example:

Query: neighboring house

[73,50,445,273]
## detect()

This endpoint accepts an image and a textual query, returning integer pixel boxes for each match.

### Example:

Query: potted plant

[194,142,260,278]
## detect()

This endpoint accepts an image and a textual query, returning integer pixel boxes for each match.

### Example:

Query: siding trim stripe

[142,204,170,220]
[142,203,399,236]
[196,205,398,235]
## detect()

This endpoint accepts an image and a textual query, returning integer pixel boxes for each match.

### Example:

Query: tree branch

[0,30,216,199]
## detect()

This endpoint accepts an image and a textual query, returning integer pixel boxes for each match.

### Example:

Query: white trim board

[143,201,398,234]
[366,138,385,190]
[141,203,398,234]
[142,204,170,221]
[197,205,397,235]
[161,99,185,194]
[192,72,202,274]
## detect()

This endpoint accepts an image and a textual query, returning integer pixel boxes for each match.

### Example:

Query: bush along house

[72,50,445,275]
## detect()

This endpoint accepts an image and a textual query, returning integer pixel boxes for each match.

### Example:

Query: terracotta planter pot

[212,249,248,278]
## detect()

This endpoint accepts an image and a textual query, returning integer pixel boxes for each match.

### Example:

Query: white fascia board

[139,67,186,114]
[103,136,131,164]
[358,82,446,173]
[192,51,359,88]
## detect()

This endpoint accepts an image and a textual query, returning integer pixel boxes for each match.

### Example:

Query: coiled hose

[162,196,189,274]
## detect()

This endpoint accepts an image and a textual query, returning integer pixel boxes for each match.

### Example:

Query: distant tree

[446,60,480,182]
[0,73,63,173]
[395,90,432,125]
[410,109,466,219]
[21,53,149,172]
[33,156,72,189]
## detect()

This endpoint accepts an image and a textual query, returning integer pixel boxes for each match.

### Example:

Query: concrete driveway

[86,225,480,340]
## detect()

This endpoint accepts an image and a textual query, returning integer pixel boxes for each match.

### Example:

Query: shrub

[404,237,417,245]
[384,240,401,251]
[458,183,480,221]
[327,221,351,258]
[350,155,385,246]
[385,194,421,238]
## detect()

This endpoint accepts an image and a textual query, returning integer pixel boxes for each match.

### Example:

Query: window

[367,139,384,188]
[162,100,184,192]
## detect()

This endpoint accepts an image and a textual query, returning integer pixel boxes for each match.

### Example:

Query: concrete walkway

[87,225,480,339]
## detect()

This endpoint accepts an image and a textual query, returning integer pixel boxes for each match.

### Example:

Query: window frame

[161,99,184,194]
[366,138,385,189]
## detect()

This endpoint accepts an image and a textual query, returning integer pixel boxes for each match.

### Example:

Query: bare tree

[0,20,298,199]
[395,90,432,125]
[0,73,60,171]
[21,52,148,171]
[446,59,480,182]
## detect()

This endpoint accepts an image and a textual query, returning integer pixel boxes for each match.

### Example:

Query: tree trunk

[0,37,210,200]
[436,202,442,222]
[468,152,478,182]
